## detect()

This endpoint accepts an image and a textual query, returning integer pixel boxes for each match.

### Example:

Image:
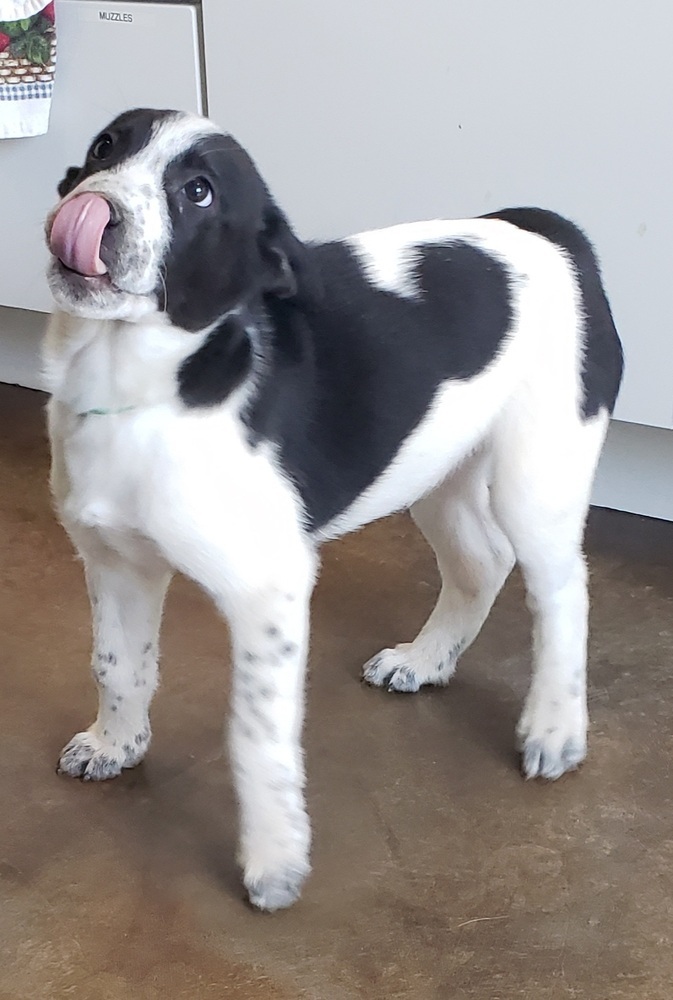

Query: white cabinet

[203,0,673,431]
[0,0,203,315]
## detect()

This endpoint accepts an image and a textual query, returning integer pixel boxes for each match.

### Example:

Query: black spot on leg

[280,642,297,657]
[116,695,123,703]
[98,668,107,679]
[111,705,118,712]
[266,625,280,639]
[448,640,465,663]
[243,651,258,664]
[106,653,117,665]
[142,642,153,655]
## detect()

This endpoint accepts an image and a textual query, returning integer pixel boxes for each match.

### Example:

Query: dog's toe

[385,664,421,693]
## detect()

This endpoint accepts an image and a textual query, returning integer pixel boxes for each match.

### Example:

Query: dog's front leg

[58,540,172,781]
[224,558,316,912]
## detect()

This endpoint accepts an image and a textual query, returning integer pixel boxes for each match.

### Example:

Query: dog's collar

[76,405,137,417]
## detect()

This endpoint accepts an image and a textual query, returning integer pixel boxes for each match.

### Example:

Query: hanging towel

[0,0,56,138]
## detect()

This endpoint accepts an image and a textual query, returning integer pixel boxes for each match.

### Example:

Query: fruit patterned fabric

[0,0,56,137]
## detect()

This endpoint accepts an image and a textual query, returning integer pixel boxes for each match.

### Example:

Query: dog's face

[46,108,309,328]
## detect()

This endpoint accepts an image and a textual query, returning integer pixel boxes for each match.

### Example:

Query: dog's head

[46,108,313,328]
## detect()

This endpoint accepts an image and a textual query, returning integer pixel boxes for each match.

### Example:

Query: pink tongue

[49,193,111,277]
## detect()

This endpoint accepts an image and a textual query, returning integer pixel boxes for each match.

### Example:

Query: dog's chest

[59,411,166,545]
[55,399,306,572]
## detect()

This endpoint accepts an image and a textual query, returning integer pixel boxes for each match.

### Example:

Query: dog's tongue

[50,192,111,277]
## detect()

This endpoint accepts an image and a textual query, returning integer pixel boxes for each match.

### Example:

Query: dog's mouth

[54,258,115,292]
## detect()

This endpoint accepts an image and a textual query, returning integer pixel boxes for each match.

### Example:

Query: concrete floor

[0,383,672,1000]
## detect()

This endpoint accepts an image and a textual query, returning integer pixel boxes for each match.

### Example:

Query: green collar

[76,405,136,417]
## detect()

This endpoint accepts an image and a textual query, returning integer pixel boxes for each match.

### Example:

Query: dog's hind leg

[363,447,514,692]
[490,405,610,780]
[57,536,171,781]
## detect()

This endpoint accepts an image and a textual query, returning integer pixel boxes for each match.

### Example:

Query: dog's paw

[362,644,454,693]
[57,728,149,781]
[245,864,310,912]
[517,694,587,780]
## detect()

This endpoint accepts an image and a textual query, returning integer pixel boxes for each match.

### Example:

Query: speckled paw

[362,646,452,693]
[57,730,147,781]
[517,701,587,781]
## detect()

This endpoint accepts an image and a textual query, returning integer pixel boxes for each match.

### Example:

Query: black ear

[258,202,320,303]
[57,166,83,198]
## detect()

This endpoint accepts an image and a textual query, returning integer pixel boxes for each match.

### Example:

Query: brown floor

[0,383,672,1000]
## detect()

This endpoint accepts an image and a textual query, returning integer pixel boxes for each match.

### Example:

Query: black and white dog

[44,109,623,910]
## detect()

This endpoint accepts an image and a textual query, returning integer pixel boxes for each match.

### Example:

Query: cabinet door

[203,0,673,429]
[0,1,203,315]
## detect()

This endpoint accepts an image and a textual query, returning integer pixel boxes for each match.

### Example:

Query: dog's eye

[90,133,114,161]
[183,177,213,207]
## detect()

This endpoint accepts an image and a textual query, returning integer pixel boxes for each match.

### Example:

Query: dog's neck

[43,310,209,417]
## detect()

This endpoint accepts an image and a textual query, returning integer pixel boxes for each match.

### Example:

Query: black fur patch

[178,313,253,407]
[483,208,623,419]
[241,240,512,530]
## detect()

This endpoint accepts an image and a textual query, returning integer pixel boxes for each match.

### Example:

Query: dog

[43,108,623,910]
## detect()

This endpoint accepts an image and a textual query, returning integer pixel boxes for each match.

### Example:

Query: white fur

[45,118,613,910]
